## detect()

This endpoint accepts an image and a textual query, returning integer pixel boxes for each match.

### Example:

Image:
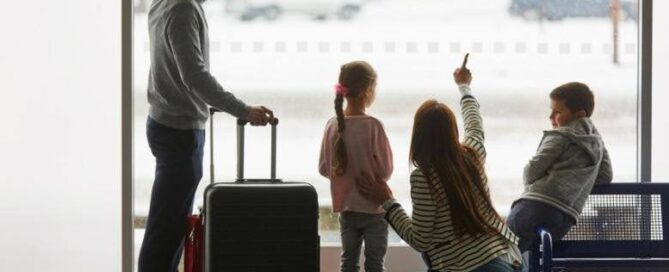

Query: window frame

[638,0,652,183]
[122,0,134,271]
[121,1,654,271]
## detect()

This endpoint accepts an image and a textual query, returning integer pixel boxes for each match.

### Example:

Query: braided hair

[333,61,377,176]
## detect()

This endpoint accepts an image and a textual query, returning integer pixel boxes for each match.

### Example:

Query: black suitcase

[203,110,320,272]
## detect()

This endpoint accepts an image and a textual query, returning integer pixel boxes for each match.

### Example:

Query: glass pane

[133,0,639,251]
[652,0,669,182]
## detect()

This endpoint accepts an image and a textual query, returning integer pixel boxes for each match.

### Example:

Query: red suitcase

[184,214,203,272]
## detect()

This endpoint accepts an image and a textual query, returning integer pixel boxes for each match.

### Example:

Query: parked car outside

[508,0,638,22]
[225,0,364,21]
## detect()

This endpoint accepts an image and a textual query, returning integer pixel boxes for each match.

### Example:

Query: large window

[132,0,639,251]
[652,0,669,182]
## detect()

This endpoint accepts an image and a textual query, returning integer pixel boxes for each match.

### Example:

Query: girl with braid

[319,60,394,272]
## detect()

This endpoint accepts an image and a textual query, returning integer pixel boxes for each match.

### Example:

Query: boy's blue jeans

[339,211,388,272]
[138,117,205,272]
[506,199,575,252]
[422,253,522,271]
[472,257,522,272]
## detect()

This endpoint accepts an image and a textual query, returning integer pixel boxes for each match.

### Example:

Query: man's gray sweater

[519,117,613,221]
[148,0,249,129]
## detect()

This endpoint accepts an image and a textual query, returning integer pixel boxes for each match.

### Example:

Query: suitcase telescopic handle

[210,108,218,184]
[208,108,280,184]
[236,118,279,183]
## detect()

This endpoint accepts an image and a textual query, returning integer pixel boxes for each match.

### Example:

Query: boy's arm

[523,133,565,185]
[595,147,613,184]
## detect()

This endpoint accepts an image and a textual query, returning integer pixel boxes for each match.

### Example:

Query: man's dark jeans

[138,117,205,272]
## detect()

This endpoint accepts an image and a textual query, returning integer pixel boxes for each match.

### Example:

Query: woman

[357,62,522,272]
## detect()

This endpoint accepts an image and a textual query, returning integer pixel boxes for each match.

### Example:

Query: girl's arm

[318,122,332,178]
[459,86,486,164]
[383,170,436,252]
[373,122,394,182]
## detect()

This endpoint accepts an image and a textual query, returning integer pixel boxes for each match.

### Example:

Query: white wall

[652,1,669,181]
[0,1,122,271]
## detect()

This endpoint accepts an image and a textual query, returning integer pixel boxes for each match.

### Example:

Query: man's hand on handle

[246,106,275,126]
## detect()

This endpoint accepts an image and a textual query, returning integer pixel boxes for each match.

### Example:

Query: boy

[506,82,613,252]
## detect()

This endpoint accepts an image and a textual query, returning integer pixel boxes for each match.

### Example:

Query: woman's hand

[355,172,393,206]
[453,68,472,85]
[453,53,472,85]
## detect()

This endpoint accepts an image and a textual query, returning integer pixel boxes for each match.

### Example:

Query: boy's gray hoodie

[519,117,613,221]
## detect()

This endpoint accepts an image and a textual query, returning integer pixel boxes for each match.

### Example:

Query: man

[138,0,275,271]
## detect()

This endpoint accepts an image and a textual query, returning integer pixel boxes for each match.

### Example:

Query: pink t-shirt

[319,115,393,214]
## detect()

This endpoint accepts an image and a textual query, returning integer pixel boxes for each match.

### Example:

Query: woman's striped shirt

[384,94,520,272]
